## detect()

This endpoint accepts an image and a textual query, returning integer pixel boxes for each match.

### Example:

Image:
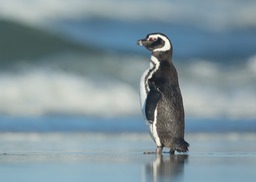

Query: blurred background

[0,0,256,132]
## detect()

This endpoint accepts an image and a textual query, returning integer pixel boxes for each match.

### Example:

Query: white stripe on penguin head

[148,34,171,52]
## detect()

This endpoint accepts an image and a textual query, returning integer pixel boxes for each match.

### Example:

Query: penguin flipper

[145,89,161,122]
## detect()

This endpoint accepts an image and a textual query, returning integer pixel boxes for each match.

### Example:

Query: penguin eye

[148,37,157,42]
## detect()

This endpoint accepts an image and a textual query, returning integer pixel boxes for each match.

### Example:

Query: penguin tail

[174,139,189,152]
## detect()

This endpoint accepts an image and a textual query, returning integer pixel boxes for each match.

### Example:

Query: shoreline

[0,132,255,182]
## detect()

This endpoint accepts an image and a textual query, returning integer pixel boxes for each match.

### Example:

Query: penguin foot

[143,146,163,155]
[156,146,163,154]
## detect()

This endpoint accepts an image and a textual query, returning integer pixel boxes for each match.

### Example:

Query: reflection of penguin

[143,155,188,182]
[137,33,189,154]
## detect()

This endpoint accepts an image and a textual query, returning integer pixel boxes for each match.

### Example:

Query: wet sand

[0,133,256,182]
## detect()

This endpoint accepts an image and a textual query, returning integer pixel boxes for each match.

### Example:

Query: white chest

[139,56,160,116]
[139,56,161,147]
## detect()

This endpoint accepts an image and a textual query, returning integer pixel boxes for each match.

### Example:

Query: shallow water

[0,133,255,182]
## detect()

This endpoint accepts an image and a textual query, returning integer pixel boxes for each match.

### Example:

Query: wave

[0,1,255,120]
[179,55,256,119]
[0,0,256,30]
[0,69,139,117]
[1,14,255,63]
[49,18,256,60]
[0,19,93,61]
[0,54,255,119]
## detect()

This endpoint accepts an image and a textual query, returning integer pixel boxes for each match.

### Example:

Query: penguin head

[137,33,172,53]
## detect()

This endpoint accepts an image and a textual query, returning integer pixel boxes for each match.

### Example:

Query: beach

[0,132,255,182]
[0,1,256,181]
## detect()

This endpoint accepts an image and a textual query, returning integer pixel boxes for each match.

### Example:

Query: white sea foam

[0,0,256,30]
[179,56,256,119]
[0,55,255,119]
[0,70,139,117]
[247,55,256,74]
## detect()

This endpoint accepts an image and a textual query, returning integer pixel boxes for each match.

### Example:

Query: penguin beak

[137,39,151,46]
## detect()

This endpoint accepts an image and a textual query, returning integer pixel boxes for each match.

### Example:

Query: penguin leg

[156,146,163,154]
[169,149,175,155]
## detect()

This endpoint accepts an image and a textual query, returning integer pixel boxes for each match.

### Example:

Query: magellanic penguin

[137,33,189,154]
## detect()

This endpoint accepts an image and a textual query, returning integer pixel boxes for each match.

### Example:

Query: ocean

[0,0,255,132]
[0,1,256,182]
